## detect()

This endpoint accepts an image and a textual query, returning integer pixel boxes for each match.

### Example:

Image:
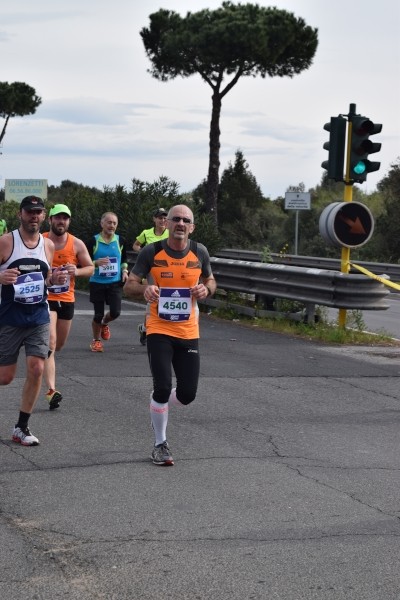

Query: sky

[1,0,399,199]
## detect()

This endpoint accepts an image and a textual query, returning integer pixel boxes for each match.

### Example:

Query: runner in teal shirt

[86,212,128,352]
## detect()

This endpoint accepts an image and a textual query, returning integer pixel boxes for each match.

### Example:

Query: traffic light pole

[338,104,356,328]
[321,103,381,329]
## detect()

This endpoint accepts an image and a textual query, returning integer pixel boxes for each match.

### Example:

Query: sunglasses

[168,216,192,224]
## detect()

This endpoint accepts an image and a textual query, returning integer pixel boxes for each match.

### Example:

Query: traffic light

[319,201,374,248]
[349,115,382,183]
[321,116,346,182]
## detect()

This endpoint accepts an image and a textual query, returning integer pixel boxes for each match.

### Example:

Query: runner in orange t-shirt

[43,204,94,409]
[124,204,216,466]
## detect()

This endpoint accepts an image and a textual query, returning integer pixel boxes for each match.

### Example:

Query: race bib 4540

[158,288,192,321]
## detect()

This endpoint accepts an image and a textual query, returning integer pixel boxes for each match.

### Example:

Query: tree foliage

[218,150,264,220]
[374,158,400,262]
[140,2,318,222]
[53,177,183,246]
[10,176,222,255]
[2,153,398,263]
[217,149,268,246]
[0,81,42,144]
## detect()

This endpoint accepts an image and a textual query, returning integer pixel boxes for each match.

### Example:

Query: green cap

[49,204,71,217]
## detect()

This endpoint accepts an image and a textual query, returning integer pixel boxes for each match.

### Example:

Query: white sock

[150,397,168,445]
[168,387,184,407]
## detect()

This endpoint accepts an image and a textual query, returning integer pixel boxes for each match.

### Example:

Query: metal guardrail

[209,258,389,311]
[215,249,400,281]
[127,251,390,318]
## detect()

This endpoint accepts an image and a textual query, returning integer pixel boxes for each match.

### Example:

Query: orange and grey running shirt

[43,232,77,302]
[132,239,213,339]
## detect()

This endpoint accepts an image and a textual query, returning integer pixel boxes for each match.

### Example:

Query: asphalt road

[327,294,400,339]
[1,291,400,600]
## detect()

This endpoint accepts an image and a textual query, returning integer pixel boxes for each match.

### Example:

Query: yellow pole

[338,119,354,328]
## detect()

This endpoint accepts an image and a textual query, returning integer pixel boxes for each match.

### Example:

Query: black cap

[153,207,168,217]
[19,196,45,211]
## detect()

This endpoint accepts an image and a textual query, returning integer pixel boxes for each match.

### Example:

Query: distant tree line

[0,151,399,263]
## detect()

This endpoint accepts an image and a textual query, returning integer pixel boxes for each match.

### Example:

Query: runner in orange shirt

[124,204,216,466]
[43,204,94,409]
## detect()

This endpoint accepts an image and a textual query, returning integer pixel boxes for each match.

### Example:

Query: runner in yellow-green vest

[132,207,169,345]
[0,219,7,236]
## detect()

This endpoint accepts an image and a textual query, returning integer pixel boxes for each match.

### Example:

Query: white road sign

[284,192,311,210]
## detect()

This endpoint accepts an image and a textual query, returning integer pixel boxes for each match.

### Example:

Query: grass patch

[209,306,399,346]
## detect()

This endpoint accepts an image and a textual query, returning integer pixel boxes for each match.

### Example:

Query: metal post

[294,210,299,255]
[338,104,356,328]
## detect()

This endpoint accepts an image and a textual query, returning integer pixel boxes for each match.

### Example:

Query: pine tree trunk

[206,92,221,225]
[0,115,10,145]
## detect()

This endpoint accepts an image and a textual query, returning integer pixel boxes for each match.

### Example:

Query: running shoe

[151,441,174,466]
[90,339,104,352]
[138,323,147,346]
[46,389,63,410]
[101,323,111,340]
[12,426,40,446]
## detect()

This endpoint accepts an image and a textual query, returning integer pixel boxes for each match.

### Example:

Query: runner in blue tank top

[85,212,129,352]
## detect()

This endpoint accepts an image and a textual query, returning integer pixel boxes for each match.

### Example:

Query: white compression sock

[150,397,169,445]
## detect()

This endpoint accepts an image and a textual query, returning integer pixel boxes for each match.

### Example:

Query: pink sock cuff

[150,400,169,414]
